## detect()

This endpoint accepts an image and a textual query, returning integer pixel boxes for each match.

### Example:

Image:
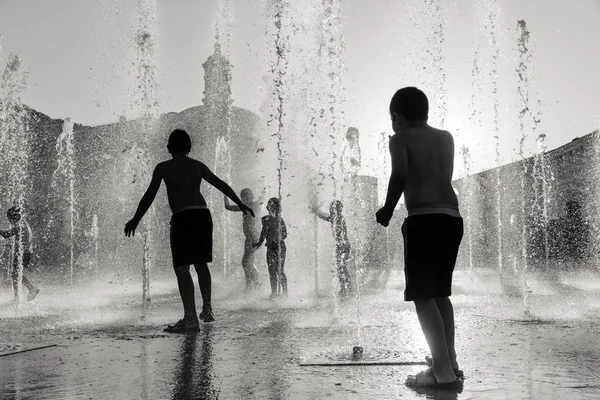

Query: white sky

[0,0,599,177]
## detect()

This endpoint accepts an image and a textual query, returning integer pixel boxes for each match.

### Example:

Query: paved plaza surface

[1,270,600,400]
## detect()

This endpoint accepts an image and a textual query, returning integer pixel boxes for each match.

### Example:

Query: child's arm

[202,163,254,217]
[125,165,163,237]
[376,134,408,227]
[311,208,331,222]
[0,227,17,238]
[280,219,288,241]
[224,195,242,212]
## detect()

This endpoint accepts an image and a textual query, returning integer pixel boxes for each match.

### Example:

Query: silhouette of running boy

[1,207,40,301]
[376,87,463,390]
[311,200,352,298]
[224,188,264,290]
[253,197,287,299]
[124,129,253,333]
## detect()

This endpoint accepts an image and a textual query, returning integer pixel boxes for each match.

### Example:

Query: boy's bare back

[156,156,209,213]
[393,125,458,213]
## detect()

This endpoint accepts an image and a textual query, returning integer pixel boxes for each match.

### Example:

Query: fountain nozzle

[352,346,363,360]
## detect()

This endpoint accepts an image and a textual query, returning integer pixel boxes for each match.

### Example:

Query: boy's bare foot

[199,309,215,323]
[425,356,463,378]
[27,288,40,301]
[405,368,463,389]
[164,319,200,333]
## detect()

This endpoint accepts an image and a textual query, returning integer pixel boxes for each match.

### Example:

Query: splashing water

[207,0,235,277]
[516,19,542,315]
[132,0,161,319]
[459,145,475,273]
[51,118,77,284]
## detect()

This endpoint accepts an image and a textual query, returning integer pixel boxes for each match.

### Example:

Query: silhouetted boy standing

[125,129,253,332]
[376,87,463,389]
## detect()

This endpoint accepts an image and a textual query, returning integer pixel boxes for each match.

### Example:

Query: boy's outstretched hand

[124,218,139,237]
[239,203,255,217]
[375,207,393,227]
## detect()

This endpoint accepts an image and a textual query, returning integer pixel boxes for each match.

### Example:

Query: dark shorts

[402,214,463,301]
[170,209,213,267]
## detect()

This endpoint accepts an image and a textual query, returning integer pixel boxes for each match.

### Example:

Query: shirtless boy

[224,189,263,290]
[125,129,253,333]
[376,87,464,390]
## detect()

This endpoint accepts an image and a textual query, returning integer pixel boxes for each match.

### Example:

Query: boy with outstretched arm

[376,87,464,390]
[124,129,253,333]
[311,200,352,298]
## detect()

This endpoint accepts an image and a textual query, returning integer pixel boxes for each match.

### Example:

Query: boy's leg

[174,265,200,325]
[435,296,458,370]
[267,248,278,295]
[413,299,456,383]
[193,262,212,312]
[241,250,252,289]
[22,253,36,291]
[278,246,287,296]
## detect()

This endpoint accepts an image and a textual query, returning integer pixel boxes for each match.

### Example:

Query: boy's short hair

[389,87,429,121]
[240,188,254,200]
[168,129,192,154]
[7,206,21,221]
[267,197,281,215]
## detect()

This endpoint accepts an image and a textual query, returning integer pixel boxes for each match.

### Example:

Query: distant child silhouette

[224,188,264,290]
[1,207,40,301]
[125,129,253,332]
[253,197,288,299]
[311,200,352,298]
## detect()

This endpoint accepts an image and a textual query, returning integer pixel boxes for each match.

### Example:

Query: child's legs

[242,241,259,285]
[277,245,287,294]
[336,247,351,291]
[413,299,454,378]
[435,296,458,368]
[11,257,34,296]
[174,265,199,323]
[193,262,211,311]
[266,247,278,294]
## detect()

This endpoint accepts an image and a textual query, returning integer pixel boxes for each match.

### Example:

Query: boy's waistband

[172,205,208,215]
[407,207,461,218]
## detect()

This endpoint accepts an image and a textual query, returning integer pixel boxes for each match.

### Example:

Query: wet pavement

[1,269,600,400]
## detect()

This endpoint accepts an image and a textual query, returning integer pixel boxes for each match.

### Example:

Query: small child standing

[311,200,352,298]
[0,207,40,302]
[253,197,287,299]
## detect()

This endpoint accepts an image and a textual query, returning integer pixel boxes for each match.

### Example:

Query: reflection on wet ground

[1,270,600,399]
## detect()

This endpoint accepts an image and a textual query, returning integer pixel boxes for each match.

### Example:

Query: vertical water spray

[319,0,346,198]
[487,0,504,276]
[532,134,551,271]
[377,132,391,268]
[206,0,234,277]
[515,20,541,313]
[459,146,475,273]
[424,0,447,127]
[91,214,99,269]
[0,54,30,304]
[133,0,160,318]
[52,118,76,284]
